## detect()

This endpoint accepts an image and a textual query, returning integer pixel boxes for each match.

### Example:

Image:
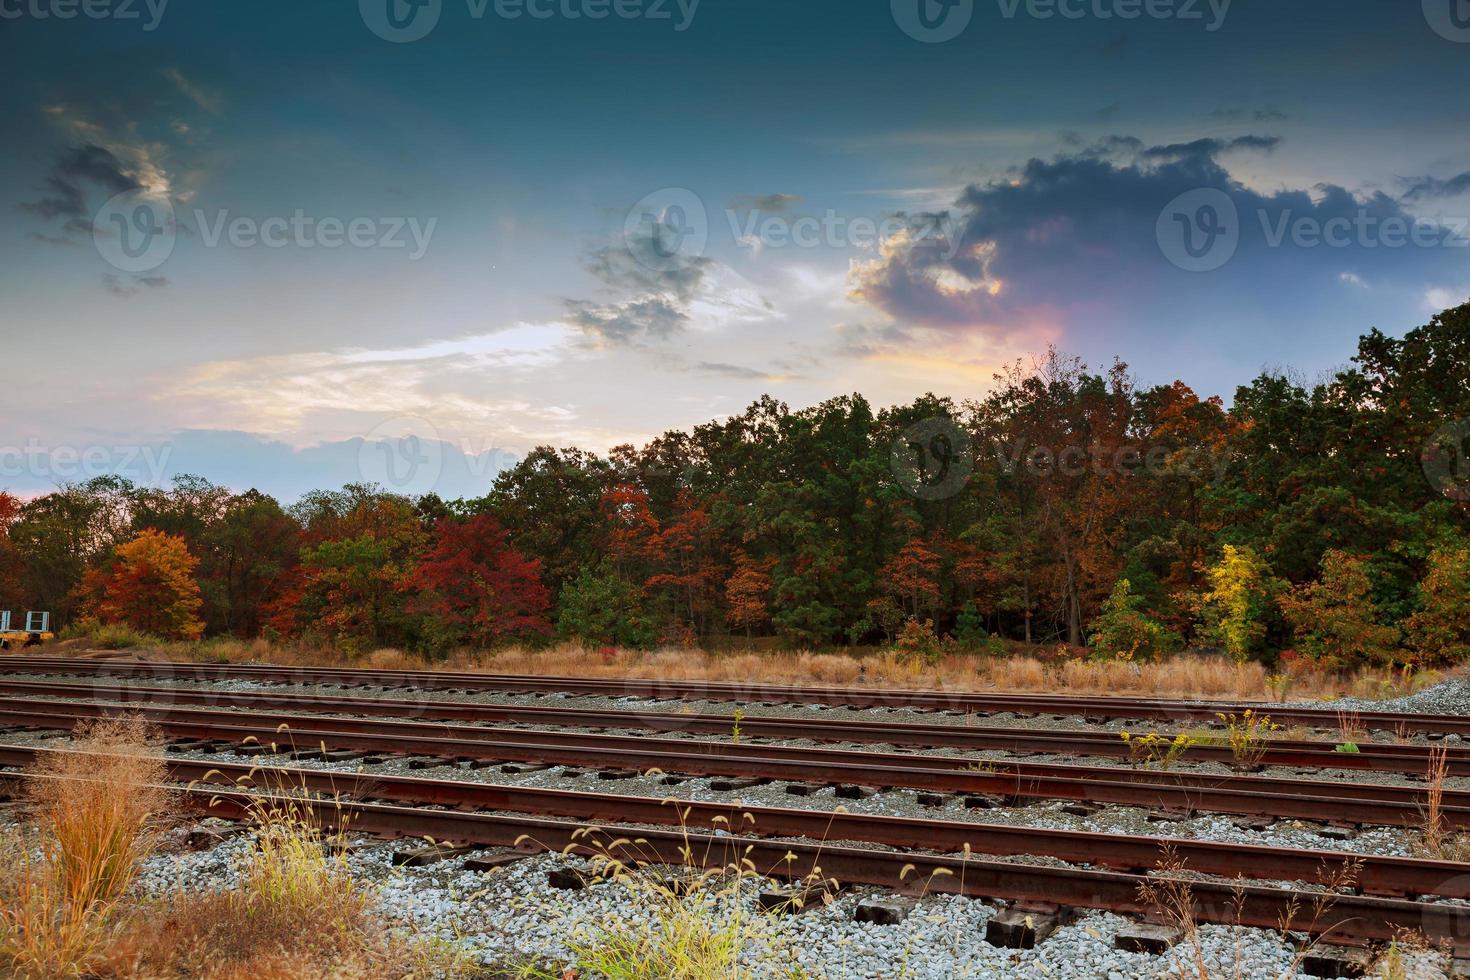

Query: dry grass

[112,795,467,979]
[0,717,171,979]
[1415,745,1470,863]
[108,634,1453,704]
[0,720,477,979]
[1139,846,1366,980]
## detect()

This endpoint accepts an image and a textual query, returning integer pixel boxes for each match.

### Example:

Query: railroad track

[5,750,1468,955]
[0,679,1461,777]
[1,695,1467,828]
[1,655,1459,736]
[0,743,1458,899]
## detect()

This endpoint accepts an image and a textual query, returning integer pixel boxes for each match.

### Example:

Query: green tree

[1087,578,1180,660]
[557,565,656,648]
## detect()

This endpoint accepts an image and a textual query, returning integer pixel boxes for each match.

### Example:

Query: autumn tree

[278,490,425,651]
[0,492,26,612]
[725,550,773,636]
[1405,544,1470,665]
[87,529,205,640]
[1279,550,1401,669]
[1195,545,1282,663]
[414,514,551,648]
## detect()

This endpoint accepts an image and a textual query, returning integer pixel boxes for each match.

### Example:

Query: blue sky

[3,0,1469,499]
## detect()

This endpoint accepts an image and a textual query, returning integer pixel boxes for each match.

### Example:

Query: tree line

[2,303,1468,669]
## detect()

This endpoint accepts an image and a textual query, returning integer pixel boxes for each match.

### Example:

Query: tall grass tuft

[0,717,169,978]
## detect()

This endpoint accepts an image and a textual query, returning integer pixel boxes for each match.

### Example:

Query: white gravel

[126,830,1452,979]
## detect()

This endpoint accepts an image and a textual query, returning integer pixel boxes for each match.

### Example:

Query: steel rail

[0,743,1462,901]
[1,697,1467,828]
[0,676,1462,806]
[9,769,1466,954]
[1,654,1459,736]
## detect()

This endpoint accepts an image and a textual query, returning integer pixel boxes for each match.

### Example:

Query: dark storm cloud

[850,136,1470,331]
[1141,135,1281,161]
[20,144,141,235]
[580,225,713,303]
[564,295,690,344]
[1402,171,1470,201]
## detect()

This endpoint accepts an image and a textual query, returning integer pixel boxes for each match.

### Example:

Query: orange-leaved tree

[88,528,205,640]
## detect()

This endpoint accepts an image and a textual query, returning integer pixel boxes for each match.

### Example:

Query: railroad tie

[854,896,918,925]
[499,762,556,774]
[709,776,769,791]
[1113,923,1181,955]
[984,904,1073,949]
[392,842,478,867]
[784,783,826,797]
[462,852,527,873]
[758,880,842,915]
[1299,944,1373,978]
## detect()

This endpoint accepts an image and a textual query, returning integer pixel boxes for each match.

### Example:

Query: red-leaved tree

[414,514,552,646]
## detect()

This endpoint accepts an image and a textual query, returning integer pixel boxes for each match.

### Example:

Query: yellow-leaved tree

[1196,544,1282,664]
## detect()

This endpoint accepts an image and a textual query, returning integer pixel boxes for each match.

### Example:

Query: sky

[3,0,1470,500]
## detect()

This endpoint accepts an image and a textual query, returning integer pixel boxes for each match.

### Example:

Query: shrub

[894,618,943,666]
[1088,578,1180,660]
